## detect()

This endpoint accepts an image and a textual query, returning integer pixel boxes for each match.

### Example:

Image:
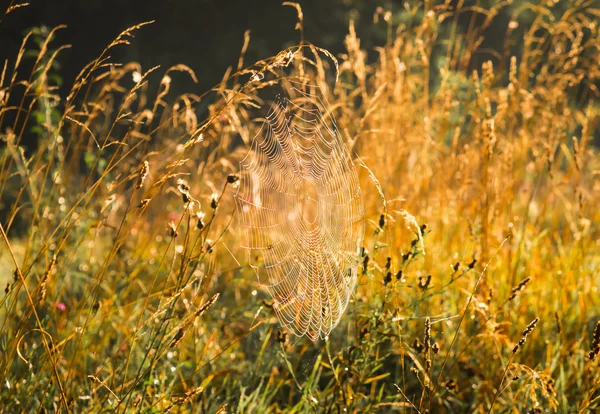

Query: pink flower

[56,302,66,312]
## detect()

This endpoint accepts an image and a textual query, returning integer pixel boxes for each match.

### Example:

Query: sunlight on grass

[0,1,599,412]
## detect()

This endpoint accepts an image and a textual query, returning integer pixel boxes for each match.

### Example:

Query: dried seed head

[419,275,432,290]
[276,330,287,344]
[424,317,431,354]
[273,49,296,68]
[513,317,539,354]
[379,214,385,229]
[509,277,531,301]
[362,255,370,273]
[250,71,264,82]
[136,161,149,189]
[589,321,600,360]
[442,379,458,392]
[38,275,49,304]
[413,338,424,353]
[177,178,190,193]
[196,211,205,230]
[555,312,562,335]
[170,328,185,348]
[93,301,102,313]
[168,221,178,238]
[38,254,56,305]
[176,179,192,204]
[165,386,206,411]
[171,293,219,348]
[522,317,539,336]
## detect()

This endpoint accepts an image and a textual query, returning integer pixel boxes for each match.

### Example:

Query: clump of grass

[0,0,599,412]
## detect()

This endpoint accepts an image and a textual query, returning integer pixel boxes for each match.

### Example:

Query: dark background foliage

[1,0,369,94]
[0,0,519,94]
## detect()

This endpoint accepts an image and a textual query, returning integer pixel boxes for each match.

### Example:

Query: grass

[0,0,599,412]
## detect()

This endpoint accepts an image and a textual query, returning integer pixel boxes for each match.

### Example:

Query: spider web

[235,79,364,341]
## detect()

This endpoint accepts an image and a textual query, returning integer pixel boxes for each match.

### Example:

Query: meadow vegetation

[0,1,599,412]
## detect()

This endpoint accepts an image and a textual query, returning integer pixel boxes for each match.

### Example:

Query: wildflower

[56,302,67,312]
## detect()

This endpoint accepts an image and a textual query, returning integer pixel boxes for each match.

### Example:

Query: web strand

[235,80,364,340]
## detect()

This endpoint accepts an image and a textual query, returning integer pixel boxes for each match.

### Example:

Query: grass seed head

[136,160,149,189]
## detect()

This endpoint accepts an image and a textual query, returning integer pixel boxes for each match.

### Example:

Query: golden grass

[0,0,599,412]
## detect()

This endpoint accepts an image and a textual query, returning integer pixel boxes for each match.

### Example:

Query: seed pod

[379,214,385,229]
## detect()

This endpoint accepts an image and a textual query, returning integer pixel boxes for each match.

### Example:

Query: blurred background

[0,0,522,96]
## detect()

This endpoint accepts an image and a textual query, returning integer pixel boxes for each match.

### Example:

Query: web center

[298,180,319,225]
